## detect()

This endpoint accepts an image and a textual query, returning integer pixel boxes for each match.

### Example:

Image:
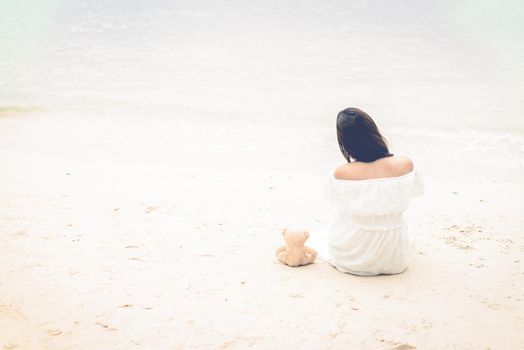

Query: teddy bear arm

[275,245,286,258]
[303,246,317,256]
[303,247,317,264]
[276,247,290,265]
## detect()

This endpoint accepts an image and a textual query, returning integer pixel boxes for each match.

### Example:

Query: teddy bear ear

[304,231,310,239]
[281,228,287,236]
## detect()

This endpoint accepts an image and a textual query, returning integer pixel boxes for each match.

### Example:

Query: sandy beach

[2,1,524,348]
[1,110,523,349]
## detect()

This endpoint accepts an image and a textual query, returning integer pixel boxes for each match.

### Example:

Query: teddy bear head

[281,228,310,246]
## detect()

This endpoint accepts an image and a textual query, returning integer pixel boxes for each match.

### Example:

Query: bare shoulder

[333,156,414,180]
[333,162,367,180]
[388,155,414,175]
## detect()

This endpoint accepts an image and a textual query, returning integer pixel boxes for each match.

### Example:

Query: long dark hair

[336,107,393,163]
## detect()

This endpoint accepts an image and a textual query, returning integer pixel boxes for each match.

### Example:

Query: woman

[319,107,424,276]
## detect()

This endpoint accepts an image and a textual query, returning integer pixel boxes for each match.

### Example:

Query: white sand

[1,112,523,349]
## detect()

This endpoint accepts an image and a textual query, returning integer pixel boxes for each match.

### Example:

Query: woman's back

[334,155,414,181]
[323,165,424,275]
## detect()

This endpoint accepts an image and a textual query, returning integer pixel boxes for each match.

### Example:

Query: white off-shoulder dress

[317,169,424,276]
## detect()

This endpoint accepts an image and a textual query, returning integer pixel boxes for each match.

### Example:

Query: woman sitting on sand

[320,107,423,276]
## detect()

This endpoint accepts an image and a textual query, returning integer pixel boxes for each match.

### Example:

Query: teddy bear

[275,228,317,267]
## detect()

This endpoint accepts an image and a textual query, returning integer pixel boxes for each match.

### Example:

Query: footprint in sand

[95,322,117,331]
[444,224,483,234]
[46,328,62,336]
[376,336,416,350]
[145,206,158,214]
[390,345,416,350]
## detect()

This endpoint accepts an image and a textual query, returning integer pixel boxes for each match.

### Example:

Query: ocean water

[1,0,524,165]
